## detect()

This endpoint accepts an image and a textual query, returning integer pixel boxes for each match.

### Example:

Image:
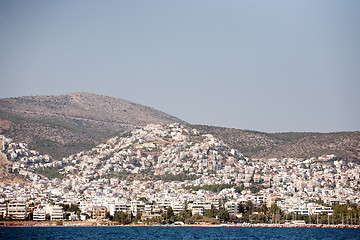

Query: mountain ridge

[192,125,360,161]
[0,92,185,159]
[0,92,359,162]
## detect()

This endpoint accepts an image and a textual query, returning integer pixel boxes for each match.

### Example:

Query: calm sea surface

[0,226,359,240]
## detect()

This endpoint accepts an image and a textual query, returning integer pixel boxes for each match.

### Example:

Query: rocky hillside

[0,92,358,162]
[0,92,184,159]
[58,123,246,181]
[193,125,360,161]
[2,123,246,182]
[0,139,27,183]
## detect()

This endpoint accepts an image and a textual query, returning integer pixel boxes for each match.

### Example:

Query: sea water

[0,226,359,240]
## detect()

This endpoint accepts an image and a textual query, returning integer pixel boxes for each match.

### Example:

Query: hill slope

[0,92,184,159]
[192,125,360,161]
[0,139,27,183]
[0,92,358,162]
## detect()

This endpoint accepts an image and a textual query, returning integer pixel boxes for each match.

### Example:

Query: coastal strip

[1,221,360,228]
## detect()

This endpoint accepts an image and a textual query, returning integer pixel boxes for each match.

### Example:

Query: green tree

[245,200,254,213]
[138,197,148,203]
[177,210,192,223]
[166,206,175,222]
[204,208,217,218]
[218,207,230,222]
[114,211,131,225]
[133,212,143,223]
[235,184,244,194]
[255,204,268,213]
[249,213,267,223]
[25,212,33,221]
[105,212,113,221]
[269,203,281,215]
[68,204,80,212]
[238,203,245,213]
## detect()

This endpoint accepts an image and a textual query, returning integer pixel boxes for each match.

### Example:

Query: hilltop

[0,92,184,159]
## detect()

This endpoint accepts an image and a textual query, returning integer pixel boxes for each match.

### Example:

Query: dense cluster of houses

[0,124,358,221]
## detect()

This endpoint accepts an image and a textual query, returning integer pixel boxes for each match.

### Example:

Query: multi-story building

[130,201,145,214]
[92,206,107,220]
[50,205,64,220]
[171,202,184,215]
[33,208,46,221]
[0,202,6,218]
[206,196,222,210]
[189,201,212,215]
[158,200,171,212]
[114,202,131,214]
[144,203,152,214]
[250,195,266,206]
[7,200,27,219]
[310,205,333,215]
[288,206,310,215]
[225,201,238,215]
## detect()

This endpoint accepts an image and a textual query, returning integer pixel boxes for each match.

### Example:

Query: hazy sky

[0,0,359,132]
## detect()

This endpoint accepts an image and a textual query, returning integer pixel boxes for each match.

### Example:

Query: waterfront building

[225,201,238,215]
[0,202,6,218]
[50,205,64,220]
[171,202,184,215]
[7,200,27,219]
[189,201,212,215]
[92,206,107,220]
[33,208,46,221]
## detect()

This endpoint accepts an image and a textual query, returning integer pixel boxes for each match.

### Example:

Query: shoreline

[1,221,360,229]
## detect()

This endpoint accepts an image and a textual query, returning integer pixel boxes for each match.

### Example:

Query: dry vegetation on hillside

[0,92,183,159]
[0,93,358,162]
[193,125,360,161]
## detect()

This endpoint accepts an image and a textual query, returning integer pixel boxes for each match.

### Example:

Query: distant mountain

[192,125,360,161]
[0,92,185,159]
[0,92,358,162]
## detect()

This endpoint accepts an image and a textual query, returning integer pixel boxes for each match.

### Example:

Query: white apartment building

[189,201,212,215]
[144,203,152,214]
[171,202,184,215]
[288,206,310,215]
[50,205,64,220]
[0,202,6,218]
[310,205,333,215]
[7,200,27,219]
[130,201,145,214]
[114,202,131,214]
[225,201,238,215]
[33,208,46,221]
[158,200,171,212]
